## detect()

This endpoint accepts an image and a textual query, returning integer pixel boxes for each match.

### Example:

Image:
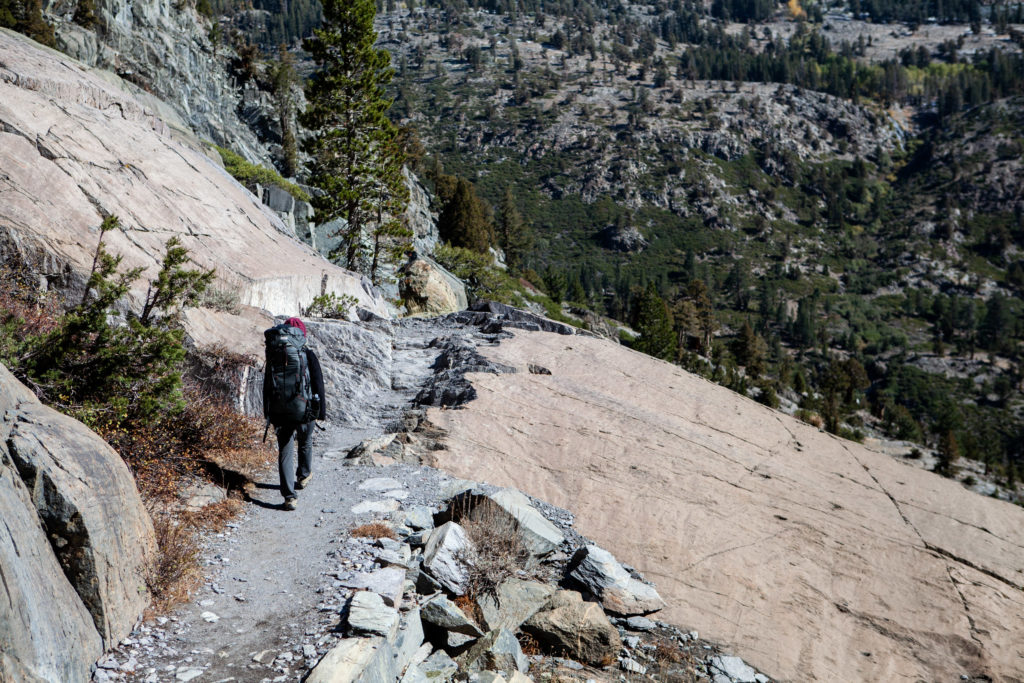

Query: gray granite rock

[422,522,472,595]
[478,578,555,633]
[346,592,400,639]
[568,545,665,616]
[422,594,484,636]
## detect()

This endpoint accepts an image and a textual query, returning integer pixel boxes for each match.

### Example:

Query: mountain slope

[427,328,1024,681]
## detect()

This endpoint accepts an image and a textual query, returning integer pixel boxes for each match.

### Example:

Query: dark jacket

[306,348,326,422]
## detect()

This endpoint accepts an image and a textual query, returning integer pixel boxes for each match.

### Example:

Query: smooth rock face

[521,590,622,667]
[305,637,393,683]
[0,31,387,342]
[0,364,153,681]
[428,330,1024,680]
[422,522,472,595]
[568,545,665,616]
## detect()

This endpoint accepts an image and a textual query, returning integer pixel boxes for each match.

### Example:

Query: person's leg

[296,422,314,487]
[277,424,298,501]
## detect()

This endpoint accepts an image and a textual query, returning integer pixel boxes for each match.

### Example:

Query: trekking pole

[263,419,271,443]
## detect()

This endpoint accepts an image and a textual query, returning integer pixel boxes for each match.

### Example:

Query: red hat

[286,317,307,336]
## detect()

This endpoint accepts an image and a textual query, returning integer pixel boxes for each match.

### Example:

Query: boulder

[421,650,458,680]
[521,591,621,667]
[0,450,102,683]
[567,545,665,616]
[478,578,555,632]
[400,255,468,316]
[338,567,406,607]
[442,487,563,559]
[346,592,400,639]
[2,368,155,648]
[421,594,484,637]
[422,522,472,595]
[458,628,529,675]
[393,607,426,678]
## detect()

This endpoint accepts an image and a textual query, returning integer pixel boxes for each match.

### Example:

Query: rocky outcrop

[0,30,388,348]
[0,364,155,683]
[426,327,1024,681]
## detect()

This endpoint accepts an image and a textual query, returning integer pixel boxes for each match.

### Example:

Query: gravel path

[102,318,463,683]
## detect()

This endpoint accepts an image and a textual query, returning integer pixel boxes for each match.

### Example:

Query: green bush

[214,146,310,203]
[304,292,359,319]
[433,244,518,303]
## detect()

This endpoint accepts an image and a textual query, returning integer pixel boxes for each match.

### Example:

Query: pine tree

[497,188,532,273]
[438,177,493,253]
[935,429,960,478]
[272,45,299,179]
[633,283,677,361]
[301,0,407,271]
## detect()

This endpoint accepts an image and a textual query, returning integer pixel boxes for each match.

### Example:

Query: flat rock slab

[351,500,402,515]
[338,568,406,608]
[359,478,406,491]
[428,330,1024,681]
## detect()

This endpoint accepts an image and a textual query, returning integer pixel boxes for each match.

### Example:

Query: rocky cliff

[41,0,270,164]
[0,28,388,347]
[0,363,155,683]
[426,327,1024,681]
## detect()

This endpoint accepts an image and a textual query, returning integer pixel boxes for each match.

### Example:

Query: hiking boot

[296,473,312,490]
[283,497,297,511]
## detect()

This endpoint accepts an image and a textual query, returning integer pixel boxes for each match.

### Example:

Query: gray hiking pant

[277,422,313,500]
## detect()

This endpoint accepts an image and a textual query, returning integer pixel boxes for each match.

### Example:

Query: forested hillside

[372,0,1024,494]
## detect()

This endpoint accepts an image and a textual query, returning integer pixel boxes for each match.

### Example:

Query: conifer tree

[301,0,407,271]
[497,188,532,273]
[633,283,677,361]
[271,45,299,179]
[438,177,493,254]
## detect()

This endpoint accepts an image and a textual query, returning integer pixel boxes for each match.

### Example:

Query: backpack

[264,323,312,426]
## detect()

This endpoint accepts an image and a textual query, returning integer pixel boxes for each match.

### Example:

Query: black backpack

[264,324,313,426]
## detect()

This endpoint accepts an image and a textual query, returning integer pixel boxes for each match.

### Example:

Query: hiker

[263,316,326,510]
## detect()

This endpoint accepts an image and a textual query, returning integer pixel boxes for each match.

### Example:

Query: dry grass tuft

[517,632,542,656]
[456,497,532,603]
[145,510,203,612]
[181,497,244,530]
[351,521,396,539]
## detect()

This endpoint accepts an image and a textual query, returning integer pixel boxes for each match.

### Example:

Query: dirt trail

[106,318,452,683]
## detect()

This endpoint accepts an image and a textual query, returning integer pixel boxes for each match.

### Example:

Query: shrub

[433,243,517,303]
[304,292,359,319]
[197,285,242,314]
[455,497,532,603]
[145,511,202,611]
[214,145,311,203]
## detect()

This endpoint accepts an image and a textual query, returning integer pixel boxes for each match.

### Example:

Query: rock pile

[297,480,770,683]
